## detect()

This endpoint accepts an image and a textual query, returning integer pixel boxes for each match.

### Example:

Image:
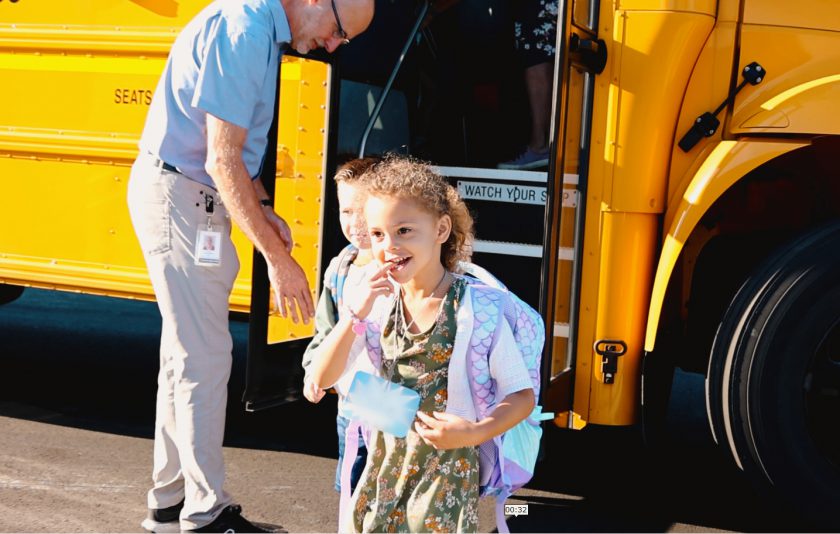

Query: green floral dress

[350,277,479,533]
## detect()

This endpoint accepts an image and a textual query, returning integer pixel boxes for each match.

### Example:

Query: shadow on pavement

[0,287,821,532]
[0,287,340,459]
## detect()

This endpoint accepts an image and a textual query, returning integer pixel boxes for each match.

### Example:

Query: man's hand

[267,248,314,324]
[303,379,326,404]
[414,411,481,449]
[263,207,293,252]
[205,114,314,323]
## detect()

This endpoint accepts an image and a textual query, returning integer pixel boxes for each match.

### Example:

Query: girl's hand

[349,262,395,319]
[303,379,326,404]
[414,411,482,449]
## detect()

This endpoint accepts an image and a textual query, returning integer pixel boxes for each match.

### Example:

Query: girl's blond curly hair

[362,155,474,271]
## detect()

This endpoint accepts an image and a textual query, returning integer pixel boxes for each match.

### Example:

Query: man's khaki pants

[127,157,239,529]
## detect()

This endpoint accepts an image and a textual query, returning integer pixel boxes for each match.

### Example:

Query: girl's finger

[415,411,438,427]
[414,422,430,443]
[369,261,397,281]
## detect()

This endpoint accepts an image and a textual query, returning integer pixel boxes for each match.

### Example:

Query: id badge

[194,228,222,266]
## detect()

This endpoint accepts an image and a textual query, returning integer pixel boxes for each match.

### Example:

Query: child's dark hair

[334,156,380,184]
[363,155,474,271]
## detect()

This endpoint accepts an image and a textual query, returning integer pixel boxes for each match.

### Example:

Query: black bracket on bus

[594,339,627,384]
[678,61,766,152]
[569,34,608,74]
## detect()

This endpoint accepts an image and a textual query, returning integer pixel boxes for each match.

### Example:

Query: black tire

[0,284,24,305]
[707,221,840,529]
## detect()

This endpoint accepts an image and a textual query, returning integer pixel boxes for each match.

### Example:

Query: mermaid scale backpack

[459,263,552,533]
[338,263,551,533]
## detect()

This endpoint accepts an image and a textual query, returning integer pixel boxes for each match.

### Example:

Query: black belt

[148,155,179,174]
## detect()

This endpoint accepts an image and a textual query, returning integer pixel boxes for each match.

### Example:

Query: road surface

[0,288,813,532]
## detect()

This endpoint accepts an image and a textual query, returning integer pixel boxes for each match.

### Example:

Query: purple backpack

[459,266,551,533]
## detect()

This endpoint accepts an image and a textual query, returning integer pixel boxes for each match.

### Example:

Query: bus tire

[708,221,840,529]
[0,284,24,305]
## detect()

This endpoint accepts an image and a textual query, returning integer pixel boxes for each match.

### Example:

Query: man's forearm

[210,157,286,260]
[253,178,272,204]
[204,124,287,264]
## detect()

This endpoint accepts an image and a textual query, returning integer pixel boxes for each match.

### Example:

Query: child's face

[365,194,451,284]
[337,181,370,250]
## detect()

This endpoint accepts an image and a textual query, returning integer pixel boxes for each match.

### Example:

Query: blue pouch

[342,371,421,438]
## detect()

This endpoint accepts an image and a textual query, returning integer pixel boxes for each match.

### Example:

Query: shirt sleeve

[488,318,534,399]
[192,20,271,129]
[301,258,340,382]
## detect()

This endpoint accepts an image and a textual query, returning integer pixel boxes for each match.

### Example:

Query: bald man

[128,0,374,531]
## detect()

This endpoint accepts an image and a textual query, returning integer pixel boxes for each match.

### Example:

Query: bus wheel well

[676,136,840,374]
[0,284,24,306]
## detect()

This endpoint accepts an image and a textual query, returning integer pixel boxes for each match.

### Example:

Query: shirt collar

[269,0,292,44]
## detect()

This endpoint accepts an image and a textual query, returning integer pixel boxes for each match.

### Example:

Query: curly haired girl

[309,155,535,533]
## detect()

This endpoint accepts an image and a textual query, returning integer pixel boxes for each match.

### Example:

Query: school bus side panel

[0,2,202,302]
[0,2,325,338]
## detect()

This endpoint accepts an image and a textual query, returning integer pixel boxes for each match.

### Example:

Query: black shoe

[190,505,277,533]
[141,499,184,533]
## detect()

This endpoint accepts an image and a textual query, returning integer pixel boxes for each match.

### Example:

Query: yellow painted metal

[667,22,737,205]
[730,26,840,135]
[587,212,657,425]
[0,1,209,27]
[554,410,587,430]
[717,0,740,23]
[615,0,715,12]
[569,0,619,420]
[643,139,808,351]
[266,59,329,343]
[570,5,714,424]
[742,0,840,31]
[0,4,327,347]
[604,9,713,214]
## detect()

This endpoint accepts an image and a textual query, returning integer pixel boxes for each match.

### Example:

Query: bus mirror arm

[678,61,766,152]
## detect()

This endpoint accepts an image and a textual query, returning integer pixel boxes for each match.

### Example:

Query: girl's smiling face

[364,194,451,285]
[337,181,370,250]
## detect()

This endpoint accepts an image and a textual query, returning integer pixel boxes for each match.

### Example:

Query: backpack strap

[465,281,505,420]
[338,419,363,533]
[494,437,512,534]
[458,261,508,291]
[501,293,545,397]
[329,244,359,320]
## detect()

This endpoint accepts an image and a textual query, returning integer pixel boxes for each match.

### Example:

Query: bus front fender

[644,138,808,351]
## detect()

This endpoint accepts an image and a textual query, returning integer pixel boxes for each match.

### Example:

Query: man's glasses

[330,0,351,45]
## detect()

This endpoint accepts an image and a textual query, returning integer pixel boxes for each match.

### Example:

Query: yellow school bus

[1,0,838,528]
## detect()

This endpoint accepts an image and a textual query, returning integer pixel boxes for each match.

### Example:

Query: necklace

[400,270,449,333]
[385,271,452,380]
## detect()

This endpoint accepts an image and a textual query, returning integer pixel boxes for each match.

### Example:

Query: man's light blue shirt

[139,0,291,188]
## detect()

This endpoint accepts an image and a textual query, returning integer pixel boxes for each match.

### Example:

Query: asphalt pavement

[0,287,815,532]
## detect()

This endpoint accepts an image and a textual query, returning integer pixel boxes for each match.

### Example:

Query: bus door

[541,0,604,427]
[244,53,338,411]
